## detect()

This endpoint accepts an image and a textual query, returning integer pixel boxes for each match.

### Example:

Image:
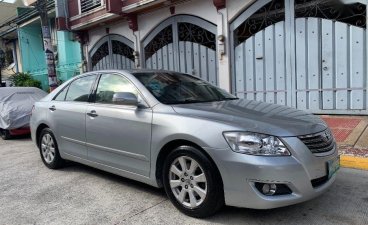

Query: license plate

[327,155,340,179]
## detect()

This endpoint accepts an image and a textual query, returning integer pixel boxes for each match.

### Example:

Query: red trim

[56,17,68,31]
[68,0,79,18]
[107,0,124,14]
[126,13,138,32]
[9,127,31,136]
[69,8,108,28]
[213,0,226,10]
[170,6,175,15]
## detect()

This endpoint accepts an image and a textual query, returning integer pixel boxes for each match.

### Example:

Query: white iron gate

[142,15,218,85]
[89,34,135,71]
[231,0,368,114]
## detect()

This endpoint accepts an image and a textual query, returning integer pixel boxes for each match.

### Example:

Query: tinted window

[96,74,138,104]
[65,75,96,102]
[132,72,237,104]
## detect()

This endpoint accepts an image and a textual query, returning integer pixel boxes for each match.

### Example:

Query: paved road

[1,137,367,225]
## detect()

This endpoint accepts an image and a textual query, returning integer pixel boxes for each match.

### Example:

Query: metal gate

[231,0,368,114]
[89,34,135,71]
[142,15,218,85]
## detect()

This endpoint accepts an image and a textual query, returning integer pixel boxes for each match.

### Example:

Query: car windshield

[132,72,238,104]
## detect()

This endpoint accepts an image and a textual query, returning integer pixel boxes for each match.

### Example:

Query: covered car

[0,87,47,139]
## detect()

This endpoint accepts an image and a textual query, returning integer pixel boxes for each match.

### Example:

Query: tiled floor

[322,117,361,142]
[321,115,368,157]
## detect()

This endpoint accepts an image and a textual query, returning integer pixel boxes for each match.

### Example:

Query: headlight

[223,132,291,156]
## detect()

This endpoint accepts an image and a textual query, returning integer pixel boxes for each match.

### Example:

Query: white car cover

[0,87,47,130]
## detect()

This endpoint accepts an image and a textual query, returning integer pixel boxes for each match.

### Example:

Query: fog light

[262,183,277,196]
[254,182,292,196]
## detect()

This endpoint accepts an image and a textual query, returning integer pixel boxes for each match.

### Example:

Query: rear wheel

[163,146,224,218]
[38,128,65,169]
[0,129,11,140]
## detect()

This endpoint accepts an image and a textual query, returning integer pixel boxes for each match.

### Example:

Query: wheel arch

[36,123,50,147]
[155,139,223,189]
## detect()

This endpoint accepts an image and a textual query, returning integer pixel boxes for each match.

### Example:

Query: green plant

[9,72,42,89]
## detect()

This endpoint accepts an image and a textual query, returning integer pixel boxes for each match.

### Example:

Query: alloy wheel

[41,133,55,164]
[169,156,208,209]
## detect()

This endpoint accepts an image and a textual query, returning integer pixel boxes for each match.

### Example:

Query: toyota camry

[30,70,339,218]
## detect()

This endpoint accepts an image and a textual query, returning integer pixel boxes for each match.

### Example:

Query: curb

[340,155,368,170]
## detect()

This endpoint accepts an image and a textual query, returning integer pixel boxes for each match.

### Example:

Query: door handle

[87,110,98,118]
[49,105,56,112]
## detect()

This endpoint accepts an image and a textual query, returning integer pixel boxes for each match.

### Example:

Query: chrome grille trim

[298,129,335,154]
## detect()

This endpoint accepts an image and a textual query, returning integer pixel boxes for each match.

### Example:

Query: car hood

[171,99,327,137]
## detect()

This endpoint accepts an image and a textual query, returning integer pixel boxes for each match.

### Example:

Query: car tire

[0,129,11,140]
[38,128,65,169]
[162,145,224,218]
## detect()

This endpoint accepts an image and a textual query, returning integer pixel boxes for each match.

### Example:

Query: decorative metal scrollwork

[295,0,366,28]
[91,42,109,68]
[112,40,134,60]
[144,25,173,60]
[234,0,366,47]
[234,0,285,47]
[178,22,216,50]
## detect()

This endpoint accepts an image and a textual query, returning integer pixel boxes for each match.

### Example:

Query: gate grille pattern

[295,17,366,110]
[89,35,134,71]
[234,0,285,46]
[144,26,173,61]
[178,23,216,50]
[232,0,368,113]
[234,21,288,105]
[91,42,109,69]
[295,0,366,28]
[144,16,218,85]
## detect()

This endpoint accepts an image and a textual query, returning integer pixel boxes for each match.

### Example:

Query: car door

[85,73,152,177]
[48,74,97,159]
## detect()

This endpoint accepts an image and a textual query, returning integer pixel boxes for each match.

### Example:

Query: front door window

[95,74,138,104]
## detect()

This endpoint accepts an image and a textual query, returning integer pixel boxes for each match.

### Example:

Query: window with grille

[80,0,102,13]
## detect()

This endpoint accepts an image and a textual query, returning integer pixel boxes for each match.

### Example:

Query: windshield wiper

[220,97,239,101]
[181,99,207,104]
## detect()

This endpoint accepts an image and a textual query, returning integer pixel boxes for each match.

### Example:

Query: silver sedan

[30,70,340,218]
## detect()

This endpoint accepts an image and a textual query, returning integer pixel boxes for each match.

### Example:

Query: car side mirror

[112,92,138,106]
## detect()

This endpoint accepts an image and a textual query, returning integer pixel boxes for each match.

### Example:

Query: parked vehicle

[0,87,47,140]
[30,70,339,218]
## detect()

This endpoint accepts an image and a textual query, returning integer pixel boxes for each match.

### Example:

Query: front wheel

[163,146,224,218]
[38,128,65,169]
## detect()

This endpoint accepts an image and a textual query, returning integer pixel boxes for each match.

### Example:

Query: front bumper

[205,136,339,209]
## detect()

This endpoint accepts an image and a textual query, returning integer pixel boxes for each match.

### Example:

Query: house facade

[0,0,23,83]
[60,0,367,114]
[0,0,82,90]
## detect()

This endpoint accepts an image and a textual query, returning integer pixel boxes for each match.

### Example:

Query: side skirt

[61,152,160,188]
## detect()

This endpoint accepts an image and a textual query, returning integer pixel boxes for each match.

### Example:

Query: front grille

[298,129,335,154]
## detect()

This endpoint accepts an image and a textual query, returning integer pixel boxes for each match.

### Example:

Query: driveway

[0,137,367,225]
